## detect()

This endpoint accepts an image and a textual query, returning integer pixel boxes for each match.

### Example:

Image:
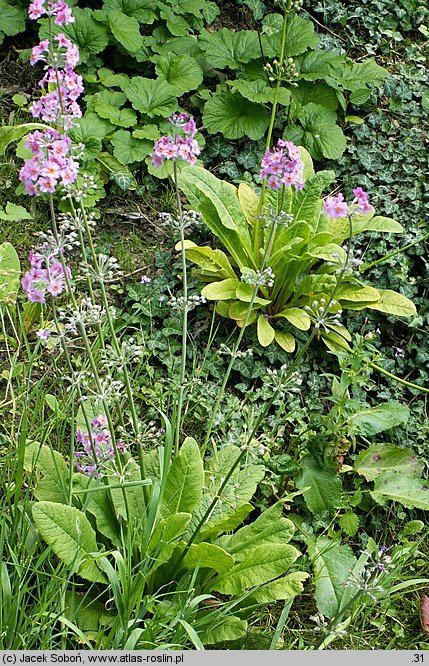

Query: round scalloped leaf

[297,103,347,160]
[94,102,137,128]
[0,1,26,37]
[40,9,109,62]
[121,77,177,118]
[228,80,290,106]
[108,10,143,53]
[111,130,152,164]
[203,91,269,140]
[154,53,203,95]
[102,0,156,23]
[198,28,260,69]
[261,13,319,58]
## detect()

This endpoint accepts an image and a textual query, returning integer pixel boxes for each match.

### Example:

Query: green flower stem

[253,9,288,256]
[368,361,429,393]
[173,158,188,457]
[360,230,429,273]
[48,195,132,520]
[76,200,148,499]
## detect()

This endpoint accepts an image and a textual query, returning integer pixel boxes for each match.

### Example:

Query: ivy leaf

[154,53,203,95]
[297,103,347,160]
[121,77,177,118]
[262,13,283,36]
[198,28,260,69]
[108,10,143,52]
[203,91,269,140]
[110,130,152,164]
[110,172,134,190]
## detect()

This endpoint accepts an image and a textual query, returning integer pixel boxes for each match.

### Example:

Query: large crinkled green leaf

[336,283,380,302]
[178,166,254,265]
[187,448,264,541]
[182,543,234,574]
[228,79,290,106]
[73,473,121,546]
[297,103,347,160]
[211,544,301,595]
[261,13,319,58]
[203,617,247,645]
[354,443,423,482]
[154,53,203,95]
[292,170,335,227]
[24,442,69,504]
[248,571,309,604]
[348,401,410,437]
[161,437,204,517]
[292,80,339,112]
[203,91,270,140]
[32,501,105,583]
[308,536,357,619]
[45,8,109,61]
[108,10,143,53]
[110,130,152,164]
[94,102,137,128]
[0,0,26,38]
[218,503,294,555]
[337,59,387,91]
[364,289,417,317]
[371,472,429,511]
[101,0,156,24]
[121,77,177,118]
[0,241,20,305]
[198,28,260,68]
[295,455,342,515]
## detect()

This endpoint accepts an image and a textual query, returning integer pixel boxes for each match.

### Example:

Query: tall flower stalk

[151,113,201,454]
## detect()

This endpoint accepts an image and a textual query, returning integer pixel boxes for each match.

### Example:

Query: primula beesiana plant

[177,148,416,353]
